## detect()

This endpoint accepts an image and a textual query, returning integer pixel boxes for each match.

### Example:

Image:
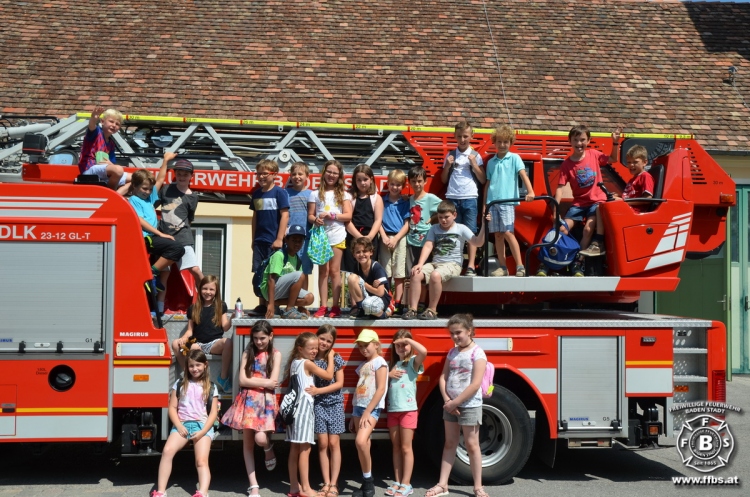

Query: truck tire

[452,386,533,484]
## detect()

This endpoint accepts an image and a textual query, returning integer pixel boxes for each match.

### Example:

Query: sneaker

[516,266,526,277]
[250,304,267,316]
[349,306,365,319]
[151,491,167,497]
[402,308,418,319]
[282,308,308,320]
[491,266,508,277]
[580,240,605,257]
[536,265,548,277]
[394,303,404,315]
[572,263,584,277]
[313,307,328,318]
[216,375,232,393]
[327,306,342,318]
[192,491,208,497]
[464,267,476,277]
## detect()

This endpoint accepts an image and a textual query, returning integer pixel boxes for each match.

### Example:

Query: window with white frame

[191,225,227,296]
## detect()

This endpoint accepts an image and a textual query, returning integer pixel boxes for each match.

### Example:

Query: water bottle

[234,298,243,319]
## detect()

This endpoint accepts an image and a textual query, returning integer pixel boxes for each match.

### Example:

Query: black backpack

[446,149,486,206]
[252,248,303,293]
[279,372,301,426]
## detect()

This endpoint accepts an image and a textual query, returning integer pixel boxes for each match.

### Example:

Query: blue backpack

[538,227,580,271]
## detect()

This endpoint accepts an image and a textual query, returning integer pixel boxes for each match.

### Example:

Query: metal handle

[717,294,727,312]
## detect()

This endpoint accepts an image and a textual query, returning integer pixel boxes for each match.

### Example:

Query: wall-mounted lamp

[728,66,737,84]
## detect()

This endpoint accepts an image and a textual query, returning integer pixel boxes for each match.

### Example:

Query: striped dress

[285,359,315,444]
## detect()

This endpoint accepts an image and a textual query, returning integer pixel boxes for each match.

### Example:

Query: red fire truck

[0,114,734,483]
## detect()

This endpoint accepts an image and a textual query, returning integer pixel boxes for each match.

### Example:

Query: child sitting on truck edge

[441,120,486,277]
[405,166,441,315]
[404,200,486,320]
[378,169,410,315]
[483,125,534,277]
[128,151,185,292]
[78,105,130,193]
[347,236,394,319]
[554,124,622,276]
[260,224,314,320]
[617,145,654,214]
[156,158,203,314]
[250,159,290,315]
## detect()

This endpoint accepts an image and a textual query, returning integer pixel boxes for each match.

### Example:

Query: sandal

[325,484,339,497]
[425,484,448,497]
[264,443,276,471]
[418,308,438,320]
[248,485,260,496]
[395,485,413,497]
[386,483,402,496]
[473,488,489,497]
[317,484,331,497]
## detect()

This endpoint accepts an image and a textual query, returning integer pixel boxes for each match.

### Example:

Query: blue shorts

[488,204,515,234]
[170,420,215,440]
[450,197,479,234]
[565,204,599,222]
[352,406,382,420]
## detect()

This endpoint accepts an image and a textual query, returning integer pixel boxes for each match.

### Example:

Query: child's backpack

[251,247,303,293]
[279,372,301,426]
[176,381,220,427]
[537,226,580,272]
[471,347,495,398]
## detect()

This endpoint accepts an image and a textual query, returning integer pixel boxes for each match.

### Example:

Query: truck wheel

[453,386,533,484]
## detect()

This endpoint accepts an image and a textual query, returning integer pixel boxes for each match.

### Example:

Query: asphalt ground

[1,376,747,496]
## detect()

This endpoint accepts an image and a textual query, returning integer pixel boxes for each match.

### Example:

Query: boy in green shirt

[260,224,313,319]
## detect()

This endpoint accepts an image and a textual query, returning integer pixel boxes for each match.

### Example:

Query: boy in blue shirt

[250,159,290,314]
[377,169,410,314]
[483,125,534,277]
[285,162,314,286]
[128,151,185,292]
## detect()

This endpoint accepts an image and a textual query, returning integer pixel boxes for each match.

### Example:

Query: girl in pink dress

[222,320,282,496]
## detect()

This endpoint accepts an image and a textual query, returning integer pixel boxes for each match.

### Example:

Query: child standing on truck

[617,145,654,214]
[308,160,352,318]
[405,166,441,315]
[152,349,219,497]
[251,159,290,314]
[425,314,488,497]
[554,125,622,274]
[378,169,410,314]
[128,151,185,292]
[285,332,336,497]
[350,329,389,497]
[347,237,394,319]
[156,158,203,312]
[441,121,486,276]
[78,105,130,192]
[307,324,346,497]
[286,162,315,290]
[386,330,427,497]
[404,200,486,320]
[172,275,233,392]
[221,320,282,497]
[483,125,535,277]
[342,164,384,273]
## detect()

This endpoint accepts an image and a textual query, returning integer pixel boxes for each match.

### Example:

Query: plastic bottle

[234,298,243,319]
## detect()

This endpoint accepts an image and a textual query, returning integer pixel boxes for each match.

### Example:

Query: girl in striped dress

[285,332,335,497]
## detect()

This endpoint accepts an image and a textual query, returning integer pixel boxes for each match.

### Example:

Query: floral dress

[222,350,278,432]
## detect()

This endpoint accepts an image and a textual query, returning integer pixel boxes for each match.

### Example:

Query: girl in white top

[308,159,352,318]
[426,314,488,497]
[284,332,335,497]
[152,349,219,497]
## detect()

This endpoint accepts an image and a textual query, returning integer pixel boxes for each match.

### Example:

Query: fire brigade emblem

[676,415,734,473]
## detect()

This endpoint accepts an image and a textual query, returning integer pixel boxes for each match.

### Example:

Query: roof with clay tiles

[1,0,749,151]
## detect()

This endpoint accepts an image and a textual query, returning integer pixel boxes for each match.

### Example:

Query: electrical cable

[481,0,513,127]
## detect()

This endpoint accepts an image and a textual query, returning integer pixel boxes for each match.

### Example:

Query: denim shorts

[352,406,382,420]
[565,203,599,222]
[170,420,215,440]
[450,197,479,234]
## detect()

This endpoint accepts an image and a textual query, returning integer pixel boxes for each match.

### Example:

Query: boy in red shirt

[618,145,654,213]
[554,125,622,276]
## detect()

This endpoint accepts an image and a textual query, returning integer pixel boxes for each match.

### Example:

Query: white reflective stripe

[645,249,684,270]
[672,212,692,222]
[113,367,170,394]
[0,209,97,218]
[626,368,673,394]
[519,368,557,394]
[2,415,108,439]
[654,234,676,254]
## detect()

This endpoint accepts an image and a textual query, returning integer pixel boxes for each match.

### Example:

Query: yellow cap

[355,329,380,344]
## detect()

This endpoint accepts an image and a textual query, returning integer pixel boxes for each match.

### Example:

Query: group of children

[153,315,490,497]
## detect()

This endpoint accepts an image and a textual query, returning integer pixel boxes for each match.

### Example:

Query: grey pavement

[1,376,747,496]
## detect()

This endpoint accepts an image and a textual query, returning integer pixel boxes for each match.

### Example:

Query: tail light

[712,370,726,402]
